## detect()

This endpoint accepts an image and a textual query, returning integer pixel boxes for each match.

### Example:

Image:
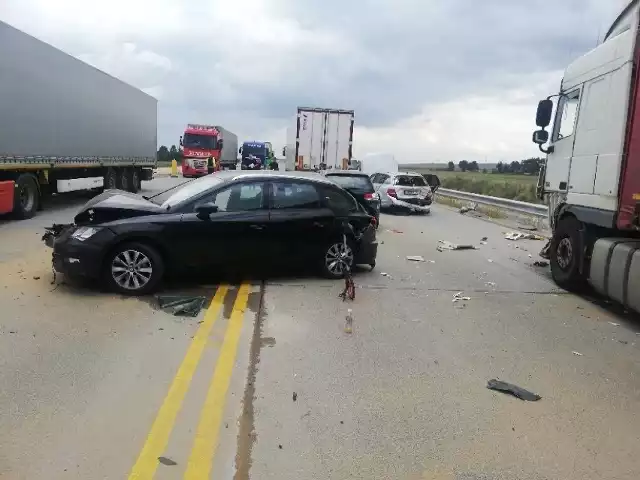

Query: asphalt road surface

[1,176,640,479]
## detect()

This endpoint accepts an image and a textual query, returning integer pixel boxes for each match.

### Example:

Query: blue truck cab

[239,141,267,170]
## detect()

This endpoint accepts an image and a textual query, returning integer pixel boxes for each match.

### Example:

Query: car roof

[324,170,371,177]
[372,171,424,177]
[213,169,336,185]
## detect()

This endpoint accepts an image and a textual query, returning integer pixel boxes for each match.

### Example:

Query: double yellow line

[128,283,251,480]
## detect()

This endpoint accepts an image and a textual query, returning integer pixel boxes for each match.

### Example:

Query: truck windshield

[183,133,217,150]
[242,145,266,157]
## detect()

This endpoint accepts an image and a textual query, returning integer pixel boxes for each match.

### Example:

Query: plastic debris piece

[486,379,541,401]
[608,322,620,327]
[292,392,298,402]
[533,260,549,267]
[158,457,177,466]
[438,240,477,251]
[481,237,488,242]
[572,351,583,356]
[406,255,425,262]
[504,231,544,241]
[452,292,471,303]
[156,295,207,317]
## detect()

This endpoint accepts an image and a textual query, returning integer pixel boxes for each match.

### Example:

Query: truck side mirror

[239,147,242,154]
[532,129,549,145]
[218,139,223,149]
[536,99,553,127]
[179,135,183,147]
[282,147,286,156]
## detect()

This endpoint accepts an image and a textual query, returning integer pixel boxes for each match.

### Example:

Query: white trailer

[294,107,354,170]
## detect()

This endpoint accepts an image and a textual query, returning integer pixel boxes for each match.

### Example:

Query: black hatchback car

[45,171,378,295]
[324,171,380,226]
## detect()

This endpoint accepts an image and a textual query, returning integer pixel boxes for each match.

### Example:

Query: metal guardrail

[437,188,548,218]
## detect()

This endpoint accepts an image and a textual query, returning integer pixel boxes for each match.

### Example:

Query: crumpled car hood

[74,189,165,225]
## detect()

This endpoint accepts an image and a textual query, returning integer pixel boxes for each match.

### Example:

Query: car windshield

[150,175,225,208]
[326,174,374,192]
[394,175,426,187]
[183,133,217,150]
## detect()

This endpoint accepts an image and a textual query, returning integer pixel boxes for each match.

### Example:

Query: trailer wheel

[550,216,586,291]
[12,174,39,220]
[104,168,117,190]
[129,169,141,193]
[117,168,130,192]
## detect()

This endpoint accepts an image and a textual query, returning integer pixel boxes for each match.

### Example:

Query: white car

[370,172,433,214]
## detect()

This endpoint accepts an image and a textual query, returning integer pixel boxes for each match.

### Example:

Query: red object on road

[0,181,15,214]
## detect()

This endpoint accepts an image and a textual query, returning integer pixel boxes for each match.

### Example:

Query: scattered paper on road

[504,231,545,241]
[437,240,477,252]
[572,351,583,356]
[406,255,425,262]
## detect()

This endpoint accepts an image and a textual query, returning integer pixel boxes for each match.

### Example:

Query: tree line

[157,145,180,163]
[445,157,544,175]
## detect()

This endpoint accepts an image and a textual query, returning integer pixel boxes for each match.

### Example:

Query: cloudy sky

[1,0,628,163]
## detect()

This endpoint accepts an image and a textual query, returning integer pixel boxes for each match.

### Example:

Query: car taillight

[387,188,397,198]
[364,192,374,200]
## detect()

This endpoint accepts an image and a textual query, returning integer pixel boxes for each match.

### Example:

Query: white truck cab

[532,1,640,312]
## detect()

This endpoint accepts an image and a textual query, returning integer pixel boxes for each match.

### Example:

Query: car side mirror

[536,99,553,127]
[195,202,219,219]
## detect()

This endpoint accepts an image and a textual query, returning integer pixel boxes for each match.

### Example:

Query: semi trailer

[292,107,355,170]
[532,1,640,313]
[0,21,157,219]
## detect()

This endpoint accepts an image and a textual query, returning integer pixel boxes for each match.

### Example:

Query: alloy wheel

[111,249,153,291]
[325,242,354,276]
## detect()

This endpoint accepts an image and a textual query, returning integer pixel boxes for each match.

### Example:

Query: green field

[422,170,540,203]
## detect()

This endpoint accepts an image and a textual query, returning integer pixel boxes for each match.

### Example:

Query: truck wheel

[117,168,130,192]
[129,169,141,193]
[13,174,39,220]
[104,168,117,190]
[550,216,586,291]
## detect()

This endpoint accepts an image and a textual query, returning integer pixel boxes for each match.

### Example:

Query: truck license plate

[404,189,418,195]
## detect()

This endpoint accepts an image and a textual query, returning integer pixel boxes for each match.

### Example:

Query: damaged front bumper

[42,223,111,279]
[389,197,431,213]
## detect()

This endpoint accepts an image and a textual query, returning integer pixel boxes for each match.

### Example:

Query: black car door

[266,180,335,265]
[179,180,269,270]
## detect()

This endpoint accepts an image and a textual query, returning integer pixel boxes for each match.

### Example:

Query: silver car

[370,172,433,213]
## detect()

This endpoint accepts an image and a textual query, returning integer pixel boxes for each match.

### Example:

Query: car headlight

[71,226,102,241]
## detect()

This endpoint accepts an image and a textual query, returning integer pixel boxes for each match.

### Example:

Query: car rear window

[394,175,426,187]
[326,174,374,192]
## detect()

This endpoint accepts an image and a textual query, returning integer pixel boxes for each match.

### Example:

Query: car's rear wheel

[104,242,164,295]
[321,239,354,279]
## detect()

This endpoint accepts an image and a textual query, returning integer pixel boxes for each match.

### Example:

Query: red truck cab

[180,124,222,177]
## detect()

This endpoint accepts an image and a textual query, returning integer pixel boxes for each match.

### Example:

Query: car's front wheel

[104,242,164,295]
[321,239,354,279]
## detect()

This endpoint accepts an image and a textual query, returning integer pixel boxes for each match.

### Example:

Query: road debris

[437,240,477,252]
[608,322,621,327]
[388,229,403,234]
[459,203,478,214]
[619,340,629,345]
[533,260,549,267]
[406,255,425,262]
[33,276,40,280]
[158,457,177,466]
[292,392,298,402]
[481,237,488,242]
[155,295,207,317]
[572,351,583,356]
[344,309,353,334]
[486,379,541,401]
[452,292,471,303]
[485,282,496,288]
[504,231,545,241]
[380,272,392,278]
